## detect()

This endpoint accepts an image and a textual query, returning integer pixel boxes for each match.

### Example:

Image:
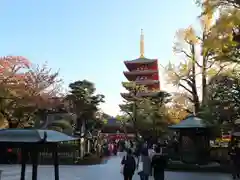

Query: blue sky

[0,0,201,116]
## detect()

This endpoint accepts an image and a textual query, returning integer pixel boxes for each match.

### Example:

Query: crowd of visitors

[120,141,168,180]
[93,132,240,180]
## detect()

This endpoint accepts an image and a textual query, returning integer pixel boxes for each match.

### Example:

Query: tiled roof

[124,57,157,64]
[169,115,212,129]
[120,91,161,99]
[123,69,158,75]
[0,129,77,143]
[135,80,159,85]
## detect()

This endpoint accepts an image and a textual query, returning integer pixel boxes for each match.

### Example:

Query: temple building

[121,29,160,100]
[101,118,134,141]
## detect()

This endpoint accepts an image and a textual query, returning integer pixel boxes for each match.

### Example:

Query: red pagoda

[121,29,160,99]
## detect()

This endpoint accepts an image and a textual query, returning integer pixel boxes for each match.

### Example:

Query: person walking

[151,146,167,180]
[148,144,156,160]
[229,139,240,179]
[113,142,118,155]
[121,149,136,180]
[138,148,151,180]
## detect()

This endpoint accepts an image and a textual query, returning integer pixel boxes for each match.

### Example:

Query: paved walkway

[0,156,233,180]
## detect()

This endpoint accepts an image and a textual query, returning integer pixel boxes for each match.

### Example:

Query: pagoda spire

[140,29,145,58]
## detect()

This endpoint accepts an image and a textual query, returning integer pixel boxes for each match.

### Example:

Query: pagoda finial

[140,29,145,58]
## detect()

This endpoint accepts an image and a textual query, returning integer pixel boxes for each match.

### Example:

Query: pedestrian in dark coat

[229,140,240,179]
[151,146,167,180]
[121,149,136,180]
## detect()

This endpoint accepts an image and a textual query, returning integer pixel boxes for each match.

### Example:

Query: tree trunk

[132,99,139,141]
[0,109,19,128]
[201,57,207,106]
[191,44,200,114]
[201,33,208,107]
[8,122,19,128]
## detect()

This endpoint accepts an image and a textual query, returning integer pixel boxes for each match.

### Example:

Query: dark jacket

[121,155,136,175]
[230,146,240,165]
[151,154,167,174]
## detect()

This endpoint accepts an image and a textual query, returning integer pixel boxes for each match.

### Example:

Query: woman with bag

[137,157,144,180]
[137,148,151,180]
[121,149,136,180]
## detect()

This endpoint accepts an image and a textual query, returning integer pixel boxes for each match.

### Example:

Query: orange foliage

[0,56,62,110]
[167,106,190,124]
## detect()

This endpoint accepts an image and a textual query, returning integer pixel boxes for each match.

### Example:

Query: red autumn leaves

[0,55,61,109]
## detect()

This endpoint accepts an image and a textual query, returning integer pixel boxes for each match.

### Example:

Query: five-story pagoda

[121,30,160,99]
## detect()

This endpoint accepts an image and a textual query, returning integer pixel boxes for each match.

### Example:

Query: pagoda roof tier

[124,69,158,76]
[122,81,159,91]
[120,93,134,101]
[139,91,162,97]
[124,57,157,64]
[135,80,159,85]
[121,91,162,100]
[122,80,159,86]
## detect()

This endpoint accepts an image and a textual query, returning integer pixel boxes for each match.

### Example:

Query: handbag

[137,161,143,173]
[120,164,124,174]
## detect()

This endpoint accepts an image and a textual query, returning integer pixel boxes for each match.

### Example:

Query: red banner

[101,133,134,140]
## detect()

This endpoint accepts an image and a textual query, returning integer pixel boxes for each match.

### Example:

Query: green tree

[141,92,172,137]
[115,114,132,134]
[189,0,239,129]
[119,82,171,139]
[201,72,240,126]
[67,80,105,137]
[196,0,239,10]
[45,112,76,135]
[165,5,239,114]
[196,0,240,61]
